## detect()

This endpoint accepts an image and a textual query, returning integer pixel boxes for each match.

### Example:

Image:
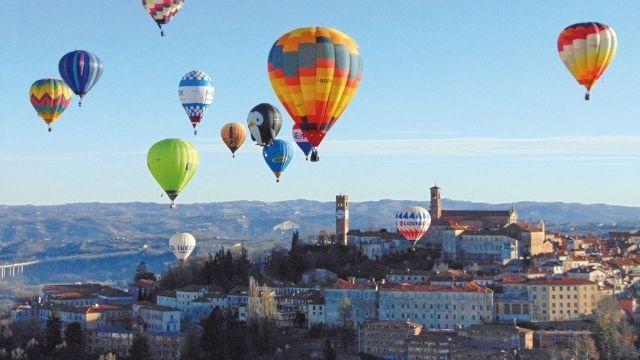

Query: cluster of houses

[7,188,640,359]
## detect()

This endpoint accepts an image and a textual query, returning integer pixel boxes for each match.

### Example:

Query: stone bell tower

[336,194,349,246]
[429,185,442,220]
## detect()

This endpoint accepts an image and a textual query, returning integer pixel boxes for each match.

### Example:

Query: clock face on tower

[336,209,345,220]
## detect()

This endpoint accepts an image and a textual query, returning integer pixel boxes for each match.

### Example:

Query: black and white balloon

[247,103,282,146]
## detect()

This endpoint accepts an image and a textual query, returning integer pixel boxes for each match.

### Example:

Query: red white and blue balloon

[178,70,215,135]
[395,206,431,242]
[292,124,312,160]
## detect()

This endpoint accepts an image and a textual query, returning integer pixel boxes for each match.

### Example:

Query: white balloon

[395,206,431,242]
[169,232,196,261]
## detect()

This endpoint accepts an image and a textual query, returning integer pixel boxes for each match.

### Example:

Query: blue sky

[1,1,639,206]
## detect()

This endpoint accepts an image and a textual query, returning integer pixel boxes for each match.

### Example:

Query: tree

[592,296,638,360]
[339,297,352,328]
[128,334,152,360]
[323,338,336,360]
[45,314,62,351]
[180,326,202,360]
[201,307,226,360]
[134,261,156,282]
[63,322,83,348]
[290,230,301,256]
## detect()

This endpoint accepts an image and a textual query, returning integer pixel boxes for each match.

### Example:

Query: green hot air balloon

[147,139,200,208]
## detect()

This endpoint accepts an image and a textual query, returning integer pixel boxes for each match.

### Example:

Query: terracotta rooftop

[380,282,492,293]
[528,277,595,286]
[328,278,375,290]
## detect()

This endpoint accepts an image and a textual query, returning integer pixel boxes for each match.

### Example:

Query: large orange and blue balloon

[292,124,312,160]
[142,0,184,36]
[557,22,617,100]
[179,70,215,135]
[58,50,103,107]
[29,79,73,132]
[395,206,431,247]
[263,139,293,182]
[268,27,363,162]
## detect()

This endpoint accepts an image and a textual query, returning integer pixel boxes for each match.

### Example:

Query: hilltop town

[3,187,640,359]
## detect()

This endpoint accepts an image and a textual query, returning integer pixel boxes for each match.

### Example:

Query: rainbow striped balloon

[29,79,73,132]
[142,0,184,36]
[557,22,617,100]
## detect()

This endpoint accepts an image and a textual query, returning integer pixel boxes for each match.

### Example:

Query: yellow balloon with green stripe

[147,139,199,208]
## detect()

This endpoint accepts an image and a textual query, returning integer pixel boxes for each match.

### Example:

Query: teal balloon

[263,139,293,182]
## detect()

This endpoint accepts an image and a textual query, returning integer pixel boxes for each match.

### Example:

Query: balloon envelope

[142,0,184,35]
[247,103,282,146]
[169,232,196,261]
[263,139,293,182]
[395,206,431,243]
[292,124,312,159]
[147,139,199,207]
[179,70,215,133]
[58,50,103,105]
[557,22,617,99]
[29,79,73,131]
[221,122,247,156]
[268,26,363,150]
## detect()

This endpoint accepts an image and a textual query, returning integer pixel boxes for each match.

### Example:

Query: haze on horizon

[2,1,639,207]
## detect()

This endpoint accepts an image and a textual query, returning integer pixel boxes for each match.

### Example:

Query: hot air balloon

[178,70,215,135]
[292,124,312,160]
[169,232,196,261]
[263,139,293,182]
[557,22,617,100]
[142,0,184,36]
[268,26,363,161]
[29,79,73,132]
[147,139,199,208]
[58,50,103,107]
[247,103,282,146]
[395,206,431,247]
[221,122,247,158]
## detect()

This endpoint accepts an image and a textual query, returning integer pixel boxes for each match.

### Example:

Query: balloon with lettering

[147,139,199,208]
[557,22,617,100]
[29,79,73,132]
[142,0,184,36]
[169,232,196,261]
[292,124,312,160]
[247,103,282,146]
[58,50,103,107]
[178,70,215,135]
[268,26,363,161]
[263,139,293,182]
[220,122,247,157]
[395,206,431,245]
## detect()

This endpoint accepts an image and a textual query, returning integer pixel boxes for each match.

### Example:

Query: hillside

[0,199,639,284]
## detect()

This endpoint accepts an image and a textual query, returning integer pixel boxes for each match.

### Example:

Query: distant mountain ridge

[1,199,639,265]
[1,199,639,285]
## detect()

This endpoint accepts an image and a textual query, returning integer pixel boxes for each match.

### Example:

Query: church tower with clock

[335,194,349,246]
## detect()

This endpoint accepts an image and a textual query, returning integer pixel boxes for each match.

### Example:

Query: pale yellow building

[527,278,600,322]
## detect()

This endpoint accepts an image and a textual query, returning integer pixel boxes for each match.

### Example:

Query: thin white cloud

[1,135,638,163]
[318,136,640,159]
